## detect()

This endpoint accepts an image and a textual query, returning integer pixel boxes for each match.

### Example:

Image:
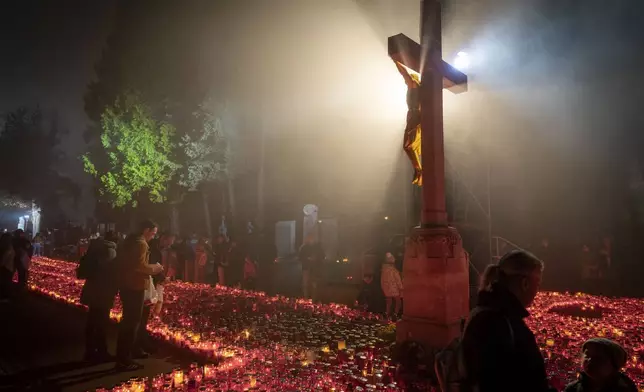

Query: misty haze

[0,0,643,391]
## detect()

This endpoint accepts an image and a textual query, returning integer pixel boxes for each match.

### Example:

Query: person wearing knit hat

[564,338,637,392]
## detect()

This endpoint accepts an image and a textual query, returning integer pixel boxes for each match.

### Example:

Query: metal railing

[492,236,530,261]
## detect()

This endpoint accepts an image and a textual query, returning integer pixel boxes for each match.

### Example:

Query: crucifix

[388,0,470,351]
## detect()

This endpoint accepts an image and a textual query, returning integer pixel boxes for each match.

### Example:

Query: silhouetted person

[0,233,16,302]
[114,220,163,371]
[194,237,212,284]
[256,232,277,294]
[172,237,193,281]
[355,273,384,313]
[243,254,258,290]
[462,250,555,392]
[580,244,598,293]
[538,238,555,290]
[298,236,325,300]
[213,235,228,286]
[32,233,43,257]
[597,237,612,295]
[226,239,244,287]
[12,229,32,291]
[78,231,119,362]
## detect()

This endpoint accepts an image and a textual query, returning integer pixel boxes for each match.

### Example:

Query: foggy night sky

[0,0,115,221]
[1,0,644,235]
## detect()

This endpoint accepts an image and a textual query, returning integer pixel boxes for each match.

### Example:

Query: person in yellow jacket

[115,219,163,371]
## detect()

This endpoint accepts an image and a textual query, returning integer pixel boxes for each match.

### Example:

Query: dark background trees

[83,0,235,235]
[0,107,80,228]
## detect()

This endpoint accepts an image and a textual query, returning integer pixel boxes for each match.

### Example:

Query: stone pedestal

[397,226,469,350]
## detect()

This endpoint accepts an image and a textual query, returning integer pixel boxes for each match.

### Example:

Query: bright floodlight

[24,215,30,219]
[453,51,470,71]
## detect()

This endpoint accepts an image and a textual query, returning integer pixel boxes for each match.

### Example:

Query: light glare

[453,51,470,71]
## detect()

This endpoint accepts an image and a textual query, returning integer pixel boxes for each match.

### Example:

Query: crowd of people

[0,229,37,302]
[443,249,638,392]
[76,219,281,370]
[510,236,615,295]
[1,221,639,391]
[351,249,404,320]
[296,235,404,320]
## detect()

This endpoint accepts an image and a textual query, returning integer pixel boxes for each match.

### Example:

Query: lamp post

[388,0,470,351]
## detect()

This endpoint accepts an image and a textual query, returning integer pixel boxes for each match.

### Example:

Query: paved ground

[0,293,200,392]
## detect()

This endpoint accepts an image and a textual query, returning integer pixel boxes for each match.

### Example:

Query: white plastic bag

[144,276,159,305]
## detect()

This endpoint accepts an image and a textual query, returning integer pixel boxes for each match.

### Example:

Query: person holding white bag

[135,233,176,354]
[114,220,163,371]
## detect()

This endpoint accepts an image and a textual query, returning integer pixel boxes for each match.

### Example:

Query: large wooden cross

[388,2,468,225]
[390,0,471,352]
[389,33,468,94]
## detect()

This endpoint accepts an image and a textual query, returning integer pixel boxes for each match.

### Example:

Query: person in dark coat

[462,250,556,392]
[355,273,384,313]
[298,236,325,300]
[172,237,193,281]
[78,231,119,362]
[564,338,637,392]
[256,232,277,294]
[0,233,16,302]
[213,235,229,286]
[226,240,244,288]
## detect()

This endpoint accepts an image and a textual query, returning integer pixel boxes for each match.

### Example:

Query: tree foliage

[82,94,180,208]
[179,99,233,191]
[0,107,80,212]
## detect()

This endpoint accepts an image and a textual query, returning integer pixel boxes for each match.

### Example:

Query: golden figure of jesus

[395,62,422,186]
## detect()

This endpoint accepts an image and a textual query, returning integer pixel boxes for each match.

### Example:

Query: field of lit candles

[28,257,644,391]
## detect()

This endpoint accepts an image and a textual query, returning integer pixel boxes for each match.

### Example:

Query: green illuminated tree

[82,93,180,208]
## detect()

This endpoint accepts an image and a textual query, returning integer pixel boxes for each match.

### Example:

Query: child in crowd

[380,251,403,319]
[564,338,637,392]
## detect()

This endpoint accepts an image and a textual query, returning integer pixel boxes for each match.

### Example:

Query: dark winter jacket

[356,279,384,313]
[226,244,245,286]
[564,373,638,392]
[462,284,555,392]
[79,239,118,309]
[12,237,32,267]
